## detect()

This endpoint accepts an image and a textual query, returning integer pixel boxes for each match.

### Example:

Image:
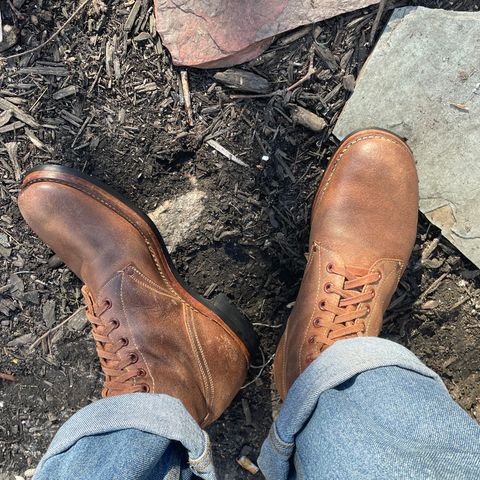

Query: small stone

[0,24,18,53]
[48,255,64,268]
[148,189,206,252]
[421,299,439,310]
[24,469,36,479]
[0,233,9,247]
[342,74,356,92]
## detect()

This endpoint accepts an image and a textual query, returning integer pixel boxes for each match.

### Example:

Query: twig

[252,322,283,329]
[180,71,194,126]
[419,272,448,301]
[230,91,279,100]
[0,372,16,382]
[71,115,92,148]
[207,139,249,168]
[1,0,93,60]
[29,306,86,351]
[241,352,275,390]
[369,0,388,45]
[448,296,469,311]
[287,54,316,92]
[0,225,21,246]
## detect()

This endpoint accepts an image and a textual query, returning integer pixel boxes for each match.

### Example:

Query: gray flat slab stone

[334,7,480,267]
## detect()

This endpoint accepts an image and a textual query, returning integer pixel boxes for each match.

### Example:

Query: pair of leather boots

[18,129,418,427]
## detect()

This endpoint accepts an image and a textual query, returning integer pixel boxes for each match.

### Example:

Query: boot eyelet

[137,368,146,377]
[104,299,112,309]
[141,384,150,393]
[110,319,119,329]
[364,306,371,315]
[129,352,138,364]
[367,288,375,299]
[313,317,321,327]
[374,270,382,281]
[312,245,318,252]
[120,337,129,346]
[318,300,327,310]
[308,336,315,344]
[326,263,334,273]
[324,282,333,293]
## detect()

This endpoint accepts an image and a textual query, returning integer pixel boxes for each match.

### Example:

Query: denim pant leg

[259,337,480,480]
[34,394,216,480]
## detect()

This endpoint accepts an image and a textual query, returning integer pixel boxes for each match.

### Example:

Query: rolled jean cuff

[34,393,215,479]
[258,337,446,479]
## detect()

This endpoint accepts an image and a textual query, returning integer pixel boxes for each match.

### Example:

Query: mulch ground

[1,0,480,478]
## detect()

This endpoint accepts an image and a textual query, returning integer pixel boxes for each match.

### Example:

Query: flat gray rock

[334,7,480,267]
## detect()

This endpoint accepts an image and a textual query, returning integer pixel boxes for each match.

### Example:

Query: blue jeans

[34,338,480,479]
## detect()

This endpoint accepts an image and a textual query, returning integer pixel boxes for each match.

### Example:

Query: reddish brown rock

[154,0,379,68]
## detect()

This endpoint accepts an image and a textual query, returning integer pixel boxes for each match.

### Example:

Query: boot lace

[83,288,149,395]
[306,263,381,364]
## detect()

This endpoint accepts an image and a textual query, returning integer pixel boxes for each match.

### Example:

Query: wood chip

[314,43,339,71]
[237,456,259,475]
[124,0,142,32]
[18,66,68,76]
[180,70,194,126]
[59,109,82,127]
[0,97,39,128]
[278,26,311,46]
[25,127,49,151]
[207,139,249,168]
[0,120,24,134]
[214,69,271,94]
[290,105,327,132]
[42,299,56,328]
[66,306,88,332]
[5,142,20,181]
[0,109,12,127]
[52,85,79,100]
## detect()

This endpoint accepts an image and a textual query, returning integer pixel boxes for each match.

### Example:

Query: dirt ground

[1,0,480,478]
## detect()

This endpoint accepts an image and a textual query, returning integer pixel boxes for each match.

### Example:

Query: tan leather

[274,129,419,399]
[19,169,250,427]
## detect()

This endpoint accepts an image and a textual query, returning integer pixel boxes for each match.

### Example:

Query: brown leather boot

[19,165,258,427]
[274,129,419,399]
